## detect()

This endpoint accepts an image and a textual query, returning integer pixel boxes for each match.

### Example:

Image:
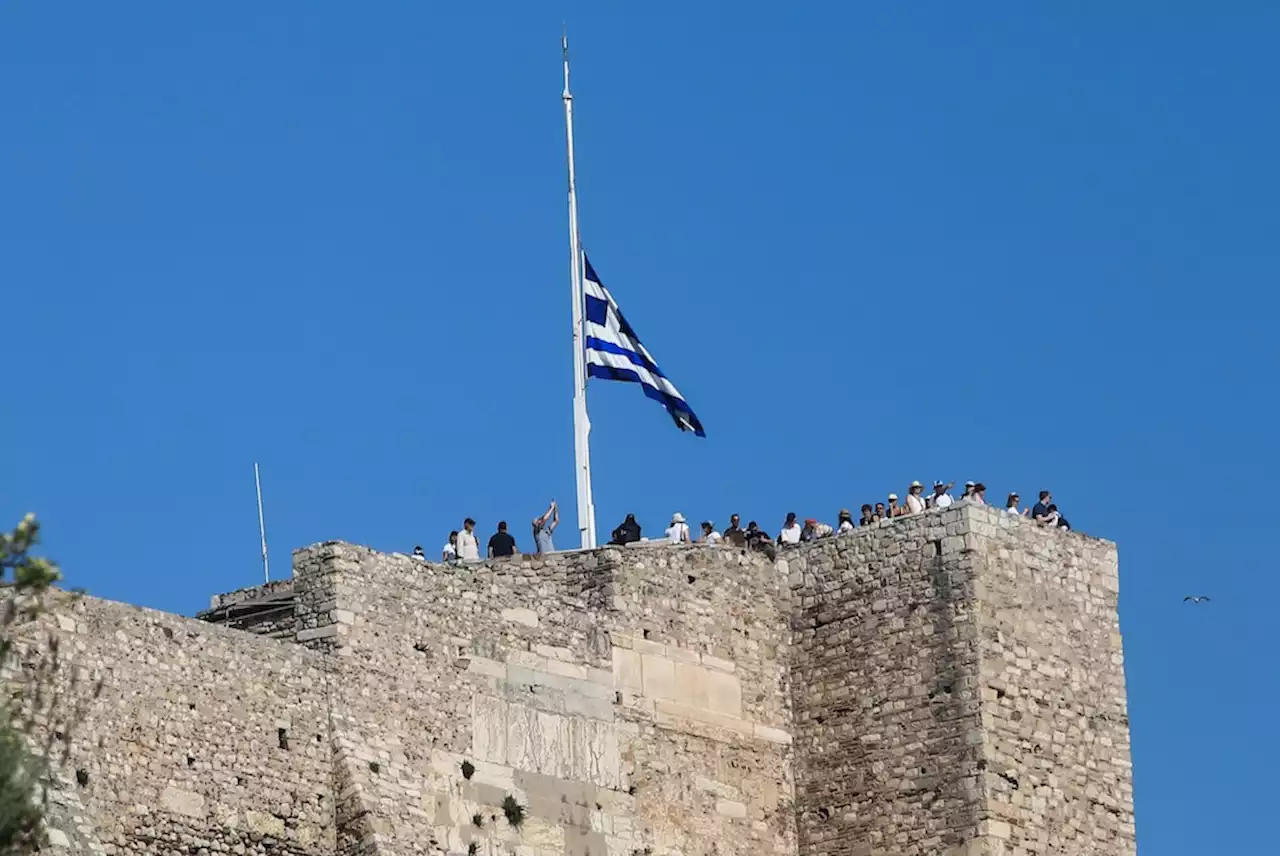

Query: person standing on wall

[665,512,691,544]
[609,514,642,546]
[778,512,802,545]
[905,482,927,514]
[457,518,480,561]
[723,514,746,547]
[697,521,722,544]
[1031,491,1054,523]
[1005,493,1028,516]
[488,521,518,558]
[532,500,559,554]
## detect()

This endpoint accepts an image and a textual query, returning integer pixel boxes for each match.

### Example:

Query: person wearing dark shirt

[1048,504,1070,531]
[722,514,747,547]
[1031,490,1053,523]
[609,514,641,545]
[743,521,776,560]
[487,521,517,558]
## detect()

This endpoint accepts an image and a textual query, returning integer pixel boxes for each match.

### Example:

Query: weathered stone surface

[7,503,1134,856]
[789,504,1135,856]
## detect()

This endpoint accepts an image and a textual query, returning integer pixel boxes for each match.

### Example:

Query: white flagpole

[562,30,597,549]
[254,462,270,582]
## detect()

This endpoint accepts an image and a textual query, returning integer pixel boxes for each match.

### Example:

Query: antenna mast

[254,462,270,582]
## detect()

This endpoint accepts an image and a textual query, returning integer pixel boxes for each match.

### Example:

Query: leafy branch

[0,514,66,853]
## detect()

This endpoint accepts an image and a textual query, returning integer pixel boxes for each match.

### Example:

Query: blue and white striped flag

[583,255,706,437]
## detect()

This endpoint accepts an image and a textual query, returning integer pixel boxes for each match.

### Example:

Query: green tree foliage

[0,514,64,853]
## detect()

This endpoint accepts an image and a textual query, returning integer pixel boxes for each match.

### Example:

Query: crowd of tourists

[411,484,1071,564]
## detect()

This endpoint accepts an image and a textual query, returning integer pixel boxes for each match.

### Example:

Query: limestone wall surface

[9,504,1134,856]
[786,504,1135,856]
[291,541,796,856]
[967,506,1135,854]
[7,592,334,856]
[786,506,986,855]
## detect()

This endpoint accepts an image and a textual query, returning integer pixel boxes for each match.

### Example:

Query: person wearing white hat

[665,512,691,544]
[930,481,955,509]
[905,481,927,515]
[886,493,903,518]
[960,481,976,501]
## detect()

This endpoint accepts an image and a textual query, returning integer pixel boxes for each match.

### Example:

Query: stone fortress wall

[8,504,1135,856]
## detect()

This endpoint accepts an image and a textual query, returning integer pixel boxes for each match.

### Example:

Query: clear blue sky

[3,4,1276,852]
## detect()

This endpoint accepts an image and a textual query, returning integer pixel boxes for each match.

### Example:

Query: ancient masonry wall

[8,592,335,856]
[11,503,1135,856]
[785,504,1135,856]
[969,507,1135,852]
[291,541,795,856]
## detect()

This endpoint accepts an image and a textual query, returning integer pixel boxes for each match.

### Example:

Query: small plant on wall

[502,794,526,829]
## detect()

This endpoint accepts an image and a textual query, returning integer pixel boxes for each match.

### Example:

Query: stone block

[653,700,754,738]
[501,607,539,627]
[673,661,711,709]
[640,653,677,700]
[159,785,205,819]
[715,799,748,818]
[243,809,286,836]
[753,724,792,745]
[296,625,339,641]
[700,653,736,673]
[612,647,642,692]
[704,669,743,717]
[467,656,508,679]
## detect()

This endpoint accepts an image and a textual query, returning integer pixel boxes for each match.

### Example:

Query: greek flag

[583,255,706,437]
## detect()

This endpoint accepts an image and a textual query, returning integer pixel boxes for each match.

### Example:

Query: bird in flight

[1183,595,1210,603]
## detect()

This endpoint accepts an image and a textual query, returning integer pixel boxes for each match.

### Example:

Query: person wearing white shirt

[930,481,954,508]
[905,482,928,514]
[777,512,802,545]
[412,545,427,562]
[698,521,722,545]
[441,532,459,563]
[837,509,855,533]
[456,518,480,561]
[665,512,691,544]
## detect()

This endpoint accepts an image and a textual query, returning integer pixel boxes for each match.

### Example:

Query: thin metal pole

[254,462,270,582]
[563,30,597,549]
